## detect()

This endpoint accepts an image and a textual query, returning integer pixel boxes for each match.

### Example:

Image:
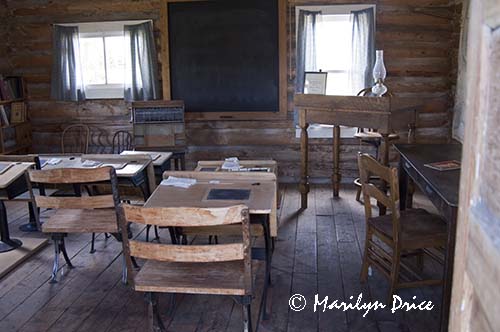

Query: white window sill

[295,124,357,138]
[85,84,124,99]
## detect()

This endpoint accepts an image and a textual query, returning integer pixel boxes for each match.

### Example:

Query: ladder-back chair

[28,167,123,283]
[120,204,256,332]
[358,153,447,301]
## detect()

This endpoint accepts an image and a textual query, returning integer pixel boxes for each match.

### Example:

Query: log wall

[2,0,462,182]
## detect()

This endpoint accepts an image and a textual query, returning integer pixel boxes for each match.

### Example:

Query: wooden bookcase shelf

[0,76,31,154]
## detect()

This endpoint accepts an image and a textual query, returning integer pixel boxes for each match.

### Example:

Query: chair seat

[354,131,400,141]
[42,208,118,234]
[134,260,247,296]
[369,208,447,249]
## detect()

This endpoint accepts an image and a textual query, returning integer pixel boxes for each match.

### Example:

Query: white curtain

[124,21,161,101]
[50,25,86,101]
[350,8,375,95]
[296,10,322,93]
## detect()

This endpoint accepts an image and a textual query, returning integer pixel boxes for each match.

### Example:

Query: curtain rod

[52,19,151,26]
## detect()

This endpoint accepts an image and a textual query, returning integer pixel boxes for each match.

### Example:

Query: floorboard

[0,185,443,332]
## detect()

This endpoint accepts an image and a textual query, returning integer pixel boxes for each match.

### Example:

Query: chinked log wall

[2,0,461,182]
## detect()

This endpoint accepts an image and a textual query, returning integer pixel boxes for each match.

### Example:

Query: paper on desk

[81,160,102,168]
[46,158,62,165]
[161,176,197,188]
[221,157,240,171]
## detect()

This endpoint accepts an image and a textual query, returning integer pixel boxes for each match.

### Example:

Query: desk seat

[134,260,247,296]
[369,208,447,249]
[42,209,118,234]
[354,131,400,141]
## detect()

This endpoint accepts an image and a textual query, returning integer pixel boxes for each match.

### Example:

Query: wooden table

[295,94,417,209]
[145,177,274,214]
[40,154,153,199]
[395,143,461,332]
[194,160,279,237]
[120,150,173,181]
[0,162,35,252]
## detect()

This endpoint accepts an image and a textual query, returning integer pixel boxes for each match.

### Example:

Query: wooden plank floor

[0,185,442,332]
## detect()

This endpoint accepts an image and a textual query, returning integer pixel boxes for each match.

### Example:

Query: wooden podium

[295,94,418,209]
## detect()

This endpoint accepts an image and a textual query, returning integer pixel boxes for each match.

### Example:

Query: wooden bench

[120,204,263,332]
[27,167,122,283]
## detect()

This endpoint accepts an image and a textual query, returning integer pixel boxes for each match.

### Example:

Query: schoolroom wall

[0,1,13,74]
[1,0,461,182]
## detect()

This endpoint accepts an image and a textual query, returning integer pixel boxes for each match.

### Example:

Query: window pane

[316,15,352,72]
[80,37,106,85]
[105,36,126,84]
[326,72,351,96]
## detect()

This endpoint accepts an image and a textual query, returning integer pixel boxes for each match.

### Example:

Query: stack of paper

[221,157,240,171]
[161,176,197,188]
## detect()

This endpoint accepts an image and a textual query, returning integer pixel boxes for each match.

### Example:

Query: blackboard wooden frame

[160,0,287,121]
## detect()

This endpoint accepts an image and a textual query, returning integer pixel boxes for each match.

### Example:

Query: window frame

[58,20,149,100]
[294,4,375,139]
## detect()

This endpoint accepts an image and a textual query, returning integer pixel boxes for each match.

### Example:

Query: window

[80,34,126,98]
[60,20,148,99]
[316,14,353,96]
[295,5,375,138]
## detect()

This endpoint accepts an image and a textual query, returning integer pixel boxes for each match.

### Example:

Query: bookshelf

[0,76,31,154]
[131,100,186,169]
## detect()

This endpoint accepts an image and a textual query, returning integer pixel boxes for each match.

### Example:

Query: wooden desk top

[40,155,149,178]
[120,150,173,167]
[145,179,274,214]
[395,144,461,207]
[0,162,34,189]
[294,94,417,132]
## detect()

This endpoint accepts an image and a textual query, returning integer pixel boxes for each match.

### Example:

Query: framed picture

[303,71,328,95]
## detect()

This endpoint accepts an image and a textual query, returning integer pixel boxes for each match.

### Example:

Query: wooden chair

[358,153,447,301]
[27,167,123,283]
[82,154,162,245]
[353,89,400,202]
[119,204,256,332]
[61,124,90,154]
[112,131,133,154]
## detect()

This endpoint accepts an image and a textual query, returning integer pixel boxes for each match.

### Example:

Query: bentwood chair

[112,130,133,154]
[358,153,447,301]
[61,124,90,154]
[353,89,400,203]
[27,167,125,283]
[119,204,257,332]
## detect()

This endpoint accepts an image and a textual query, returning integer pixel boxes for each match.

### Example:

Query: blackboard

[168,0,280,113]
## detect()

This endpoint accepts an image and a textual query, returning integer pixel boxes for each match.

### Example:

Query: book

[0,79,13,100]
[424,160,461,171]
[5,77,23,99]
[10,102,25,123]
[0,105,10,126]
